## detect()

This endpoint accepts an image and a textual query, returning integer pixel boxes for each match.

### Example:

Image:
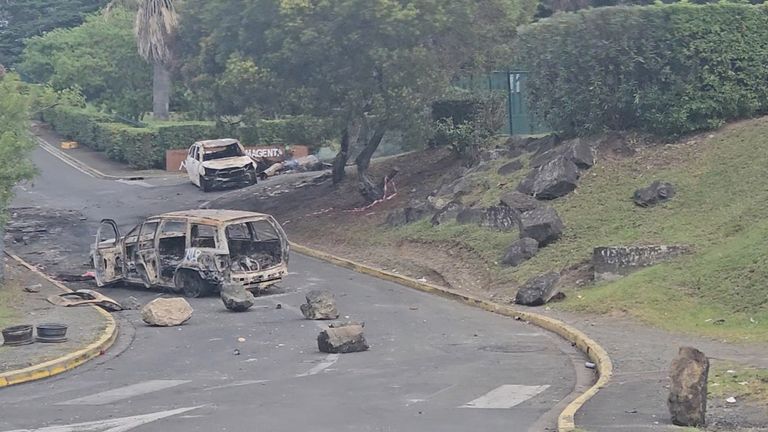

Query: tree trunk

[356,128,387,202]
[332,127,350,184]
[152,62,171,121]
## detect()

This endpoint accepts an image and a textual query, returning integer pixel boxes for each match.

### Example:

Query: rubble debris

[593,245,689,282]
[499,191,541,213]
[47,289,123,312]
[300,290,340,320]
[519,207,565,246]
[317,323,369,354]
[141,298,193,327]
[518,156,580,200]
[634,180,676,207]
[220,282,256,312]
[497,160,524,176]
[23,284,42,293]
[530,138,595,170]
[501,238,539,267]
[430,201,464,226]
[123,296,142,310]
[668,347,709,427]
[515,272,561,306]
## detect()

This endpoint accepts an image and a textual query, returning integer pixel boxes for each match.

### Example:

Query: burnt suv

[92,210,289,297]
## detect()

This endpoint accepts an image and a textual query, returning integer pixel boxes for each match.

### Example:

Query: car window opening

[191,224,218,248]
[226,220,282,272]
[158,220,187,280]
[203,144,244,161]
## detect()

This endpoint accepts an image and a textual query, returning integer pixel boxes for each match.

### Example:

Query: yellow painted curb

[0,253,118,388]
[291,243,613,432]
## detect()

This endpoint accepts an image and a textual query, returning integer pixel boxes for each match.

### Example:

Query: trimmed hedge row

[515,3,768,136]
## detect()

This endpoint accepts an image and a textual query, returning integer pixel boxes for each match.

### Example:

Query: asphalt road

[0,146,584,432]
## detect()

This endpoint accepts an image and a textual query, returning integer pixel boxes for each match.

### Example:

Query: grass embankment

[0,281,21,331]
[381,118,768,341]
[710,362,768,406]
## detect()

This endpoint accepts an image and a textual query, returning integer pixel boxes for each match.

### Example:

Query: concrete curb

[0,253,118,388]
[290,243,613,432]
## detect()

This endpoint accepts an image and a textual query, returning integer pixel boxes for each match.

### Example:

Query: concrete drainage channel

[290,242,613,432]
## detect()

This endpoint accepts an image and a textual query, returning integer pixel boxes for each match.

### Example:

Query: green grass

[377,118,768,341]
[709,362,768,405]
[0,283,20,330]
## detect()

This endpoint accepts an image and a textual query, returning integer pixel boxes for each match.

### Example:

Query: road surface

[0,146,585,432]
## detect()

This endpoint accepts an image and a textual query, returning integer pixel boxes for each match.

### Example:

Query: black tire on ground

[199,176,212,192]
[174,270,212,298]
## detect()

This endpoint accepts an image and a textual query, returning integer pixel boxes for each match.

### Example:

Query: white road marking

[115,179,153,188]
[56,380,191,405]
[461,385,549,409]
[3,406,202,432]
[206,380,268,391]
[296,354,340,378]
[36,138,96,179]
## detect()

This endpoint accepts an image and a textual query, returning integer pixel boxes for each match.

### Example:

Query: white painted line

[206,380,268,391]
[56,380,191,405]
[461,385,549,409]
[3,406,203,432]
[115,179,154,188]
[296,354,340,378]
[36,138,96,179]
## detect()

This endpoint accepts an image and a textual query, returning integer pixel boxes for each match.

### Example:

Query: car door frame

[93,219,125,287]
[186,144,200,186]
[135,219,161,288]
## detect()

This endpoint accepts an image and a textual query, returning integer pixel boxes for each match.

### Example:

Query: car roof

[195,138,240,148]
[153,209,271,224]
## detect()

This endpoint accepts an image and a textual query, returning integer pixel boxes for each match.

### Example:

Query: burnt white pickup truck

[92,210,289,297]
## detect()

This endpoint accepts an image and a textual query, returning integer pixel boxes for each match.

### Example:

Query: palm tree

[108,0,177,120]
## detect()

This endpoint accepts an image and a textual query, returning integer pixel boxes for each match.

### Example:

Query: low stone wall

[593,245,689,282]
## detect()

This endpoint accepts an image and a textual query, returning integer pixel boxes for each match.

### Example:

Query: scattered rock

[593,245,689,282]
[276,303,282,310]
[499,191,541,213]
[220,283,256,312]
[501,238,539,267]
[317,323,369,354]
[23,284,41,293]
[549,292,567,302]
[123,296,142,310]
[634,181,676,207]
[585,362,596,369]
[141,298,193,327]
[386,206,429,227]
[497,160,524,176]
[668,347,709,427]
[519,207,565,246]
[518,156,580,200]
[530,138,595,170]
[456,206,519,231]
[515,272,561,306]
[300,290,340,320]
[523,134,561,155]
[725,397,737,404]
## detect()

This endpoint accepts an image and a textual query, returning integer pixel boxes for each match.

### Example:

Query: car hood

[202,156,253,170]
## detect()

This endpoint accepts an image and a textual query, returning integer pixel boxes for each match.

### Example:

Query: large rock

[668,347,709,427]
[456,206,518,231]
[141,298,193,327]
[515,272,561,306]
[593,245,689,281]
[317,323,369,354]
[220,283,255,312]
[530,138,595,170]
[497,160,524,176]
[386,206,429,227]
[518,156,580,200]
[300,290,340,320]
[430,201,464,226]
[501,238,539,267]
[499,191,541,213]
[634,181,676,207]
[519,207,564,246]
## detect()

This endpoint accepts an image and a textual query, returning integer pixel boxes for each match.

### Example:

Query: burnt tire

[174,270,212,298]
[199,176,212,192]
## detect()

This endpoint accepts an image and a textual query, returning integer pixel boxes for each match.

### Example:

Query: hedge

[514,3,768,137]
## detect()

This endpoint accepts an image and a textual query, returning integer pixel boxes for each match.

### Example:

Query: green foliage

[431,93,508,160]
[0,0,109,67]
[0,74,37,220]
[255,116,336,146]
[19,10,151,119]
[515,3,768,137]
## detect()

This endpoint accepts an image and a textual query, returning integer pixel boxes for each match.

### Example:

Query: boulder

[593,245,689,282]
[386,206,429,227]
[515,272,561,306]
[300,290,340,320]
[457,206,518,231]
[497,160,524,176]
[317,323,369,354]
[499,191,541,213]
[518,156,580,200]
[519,207,564,246]
[525,135,561,155]
[530,138,594,170]
[220,283,256,312]
[141,298,193,327]
[430,201,464,226]
[634,181,676,207]
[668,347,709,427]
[501,238,539,267]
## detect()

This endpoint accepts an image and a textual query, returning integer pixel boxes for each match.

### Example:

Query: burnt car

[92,210,289,297]
[184,139,258,192]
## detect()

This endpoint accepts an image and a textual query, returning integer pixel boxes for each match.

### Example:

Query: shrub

[515,3,768,137]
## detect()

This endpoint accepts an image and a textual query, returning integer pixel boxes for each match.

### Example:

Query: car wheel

[199,176,212,192]
[174,270,211,298]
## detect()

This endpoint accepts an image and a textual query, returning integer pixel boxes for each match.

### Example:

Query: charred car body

[185,139,258,192]
[93,210,289,297]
